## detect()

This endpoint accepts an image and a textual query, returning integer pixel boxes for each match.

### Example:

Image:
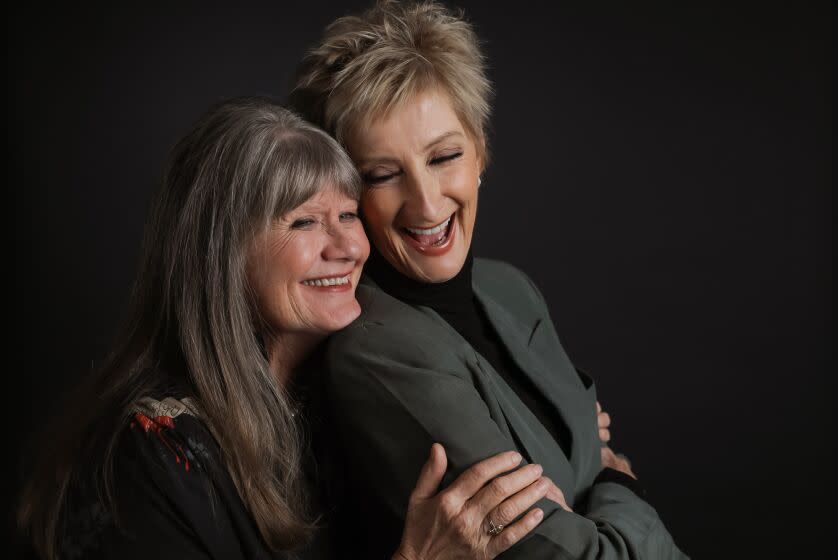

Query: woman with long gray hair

[17,97,553,559]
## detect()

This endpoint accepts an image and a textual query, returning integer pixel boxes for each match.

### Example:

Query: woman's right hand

[393,444,556,560]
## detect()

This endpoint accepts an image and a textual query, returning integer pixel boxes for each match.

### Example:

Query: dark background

[8,1,832,558]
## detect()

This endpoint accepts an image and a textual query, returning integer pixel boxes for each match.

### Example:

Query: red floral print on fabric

[131,413,191,472]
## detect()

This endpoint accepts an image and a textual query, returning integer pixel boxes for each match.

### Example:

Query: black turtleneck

[364,247,573,458]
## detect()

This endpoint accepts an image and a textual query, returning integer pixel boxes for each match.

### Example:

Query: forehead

[349,89,466,155]
[288,187,358,214]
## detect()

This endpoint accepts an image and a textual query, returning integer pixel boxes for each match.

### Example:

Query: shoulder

[105,395,220,511]
[122,396,217,479]
[60,397,222,559]
[322,279,474,400]
[473,257,548,314]
[328,277,464,364]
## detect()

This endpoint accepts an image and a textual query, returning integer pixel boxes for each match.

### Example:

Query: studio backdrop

[8,1,831,558]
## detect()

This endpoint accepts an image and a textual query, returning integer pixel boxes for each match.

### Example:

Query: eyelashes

[431,151,463,165]
[363,151,464,185]
[290,212,359,230]
[291,218,316,229]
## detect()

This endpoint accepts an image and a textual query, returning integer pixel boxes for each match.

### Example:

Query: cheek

[443,165,479,204]
[361,190,401,233]
[257,240,320,305]
[352,224,371,261]
[284,236,323,273]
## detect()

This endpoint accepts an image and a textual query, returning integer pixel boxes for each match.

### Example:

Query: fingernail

[510,451,522,464]
[534,508,544,521]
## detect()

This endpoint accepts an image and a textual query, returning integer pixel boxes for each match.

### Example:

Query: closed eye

[430,152,463,165]
[363,171,400,185]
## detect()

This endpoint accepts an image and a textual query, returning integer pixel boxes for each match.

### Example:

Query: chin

[413,251,468,283]
[319,301,362,333]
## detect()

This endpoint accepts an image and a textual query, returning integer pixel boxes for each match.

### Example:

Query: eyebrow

[357,130,465,167]
[423,130,464,151]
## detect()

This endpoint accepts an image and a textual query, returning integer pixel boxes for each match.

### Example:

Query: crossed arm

[325,324,689,559]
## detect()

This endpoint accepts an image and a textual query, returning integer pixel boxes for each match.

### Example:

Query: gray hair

[19,97,360,557]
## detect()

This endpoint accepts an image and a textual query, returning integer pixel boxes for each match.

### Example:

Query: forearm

[493,481,687,560]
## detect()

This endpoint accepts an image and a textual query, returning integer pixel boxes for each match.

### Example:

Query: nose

[403,169,445,223]
[321,222,366,262]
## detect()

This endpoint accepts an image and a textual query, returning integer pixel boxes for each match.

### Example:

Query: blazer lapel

[473,284,596,479]
[473,283,568,407]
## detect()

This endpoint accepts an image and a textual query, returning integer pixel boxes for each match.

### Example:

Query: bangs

[256,126,362,223]
[338,61,438,143]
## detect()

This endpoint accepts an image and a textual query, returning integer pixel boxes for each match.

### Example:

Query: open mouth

[401,213,455,250]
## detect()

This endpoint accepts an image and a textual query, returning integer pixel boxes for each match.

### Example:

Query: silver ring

[486,519,505,536]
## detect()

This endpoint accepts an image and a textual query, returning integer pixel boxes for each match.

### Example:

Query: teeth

[405,217,451,236]
[302,275,350,287]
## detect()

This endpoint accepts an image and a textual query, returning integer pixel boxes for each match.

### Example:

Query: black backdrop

[8,1,832,558]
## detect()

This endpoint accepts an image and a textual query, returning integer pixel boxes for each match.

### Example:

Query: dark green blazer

[322,258,688,558]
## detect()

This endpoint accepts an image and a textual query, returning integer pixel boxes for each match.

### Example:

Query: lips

[400,213,456,256]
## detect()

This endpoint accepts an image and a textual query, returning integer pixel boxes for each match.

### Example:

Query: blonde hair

[290,0,492,165]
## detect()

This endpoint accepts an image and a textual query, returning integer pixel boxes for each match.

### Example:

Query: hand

[596,401,637,479]
[394,444,552,560]
[596,401,611,444]
[542,478,572,512]
[601,446,637,479]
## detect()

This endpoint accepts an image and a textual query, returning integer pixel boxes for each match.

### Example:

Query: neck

[364,246,475,314]
[264,331,325,388]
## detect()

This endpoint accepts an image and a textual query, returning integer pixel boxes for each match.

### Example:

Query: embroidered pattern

[129,397,205,472]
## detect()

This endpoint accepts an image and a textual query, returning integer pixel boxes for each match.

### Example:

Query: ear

[475,134,487,177]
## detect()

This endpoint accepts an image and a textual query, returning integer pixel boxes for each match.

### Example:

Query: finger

[445,450,522,502]
[409,443,448,501]
[599,428,611,443]
[615,452,632,469]
[483,476,549,530]
[596,401,602,413]
[486,508,544,558]
[467,463,543,516]
[543,479,571,512]
[598,412,611,428]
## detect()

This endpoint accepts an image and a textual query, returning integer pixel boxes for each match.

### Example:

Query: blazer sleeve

[324,320,689,559]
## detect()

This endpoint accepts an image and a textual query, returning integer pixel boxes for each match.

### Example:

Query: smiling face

[246,188,369,339]
[347,89,482,283]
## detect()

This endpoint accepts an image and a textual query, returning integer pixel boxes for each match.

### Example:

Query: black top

[55,378,338,560]
[364,247,574,457]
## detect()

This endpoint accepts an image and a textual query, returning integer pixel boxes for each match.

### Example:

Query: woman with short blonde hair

[292,1,689,558]
[291,0,491,164]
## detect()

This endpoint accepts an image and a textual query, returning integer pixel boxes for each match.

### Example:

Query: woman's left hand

[597,401,637,479]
